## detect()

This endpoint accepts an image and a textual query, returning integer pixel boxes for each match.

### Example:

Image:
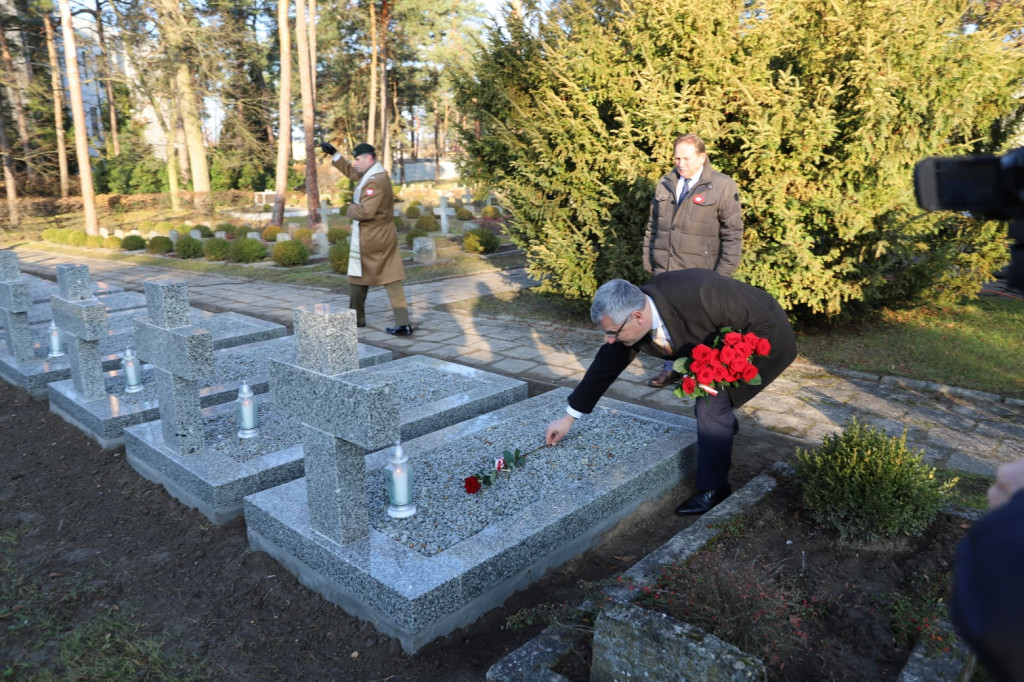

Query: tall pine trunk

[0,89,19,226]
[270,0,291,227]
[94,2,120,157]
[43,13,69,198]
[295,0,319,229]
[0,27,32,178]
[366,2,376,146]
[57,0,99,236]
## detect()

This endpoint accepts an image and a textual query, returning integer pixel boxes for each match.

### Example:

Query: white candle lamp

[47,321,65,358]
[236,381,259,439]
[121,347,144,393]
[385,441,416,518]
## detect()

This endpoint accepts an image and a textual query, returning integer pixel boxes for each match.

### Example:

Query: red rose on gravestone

[464,476,481,494]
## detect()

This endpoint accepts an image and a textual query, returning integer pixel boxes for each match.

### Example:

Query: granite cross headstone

[50,264,109,401]
[433,196,455,235]
[269,305,398,544]
[0,252,33,363]
[133,280,214,455]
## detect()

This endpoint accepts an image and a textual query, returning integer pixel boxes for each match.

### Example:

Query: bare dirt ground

[0,377,799,681]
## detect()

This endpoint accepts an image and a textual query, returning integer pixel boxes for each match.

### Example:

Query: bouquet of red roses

[672,327,771,399]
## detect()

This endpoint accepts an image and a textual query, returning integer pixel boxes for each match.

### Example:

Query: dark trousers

[692,389,736,490]
[348,281,410,327]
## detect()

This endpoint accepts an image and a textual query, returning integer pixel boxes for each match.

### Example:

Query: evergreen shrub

[328,243,350,274]
[794,418,956,542]
[327,227,351,245]
[405,204,421,219]
[272,240,309,266]
[175,236,203,259]
[404,228,428,248]
[262,225,280,242]
[195,225,213,238]
[203,238,231,261]
[480,205,501,220]
[146,236,173,254]
[40,227,63,243]
[414,214,438,231]
[456,207,474,220]
[65,230,88,247]
[103,236,122,249]
[229,237,266,263]
[394,216,404,230]
[85,235,105,249]
[463,227,501,254]
[293,228,314,247]
[121,235,146,251]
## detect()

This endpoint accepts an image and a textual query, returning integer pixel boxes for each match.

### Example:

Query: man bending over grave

[321,140,412,336]
[544,270,796,515]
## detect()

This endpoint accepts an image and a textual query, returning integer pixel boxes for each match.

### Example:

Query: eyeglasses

[602,314,632,341]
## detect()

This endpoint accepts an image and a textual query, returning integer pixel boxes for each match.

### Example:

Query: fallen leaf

[351,651,359,659]
[613,554,637,562]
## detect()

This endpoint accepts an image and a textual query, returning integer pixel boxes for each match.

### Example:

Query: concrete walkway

[13,248,1024,477]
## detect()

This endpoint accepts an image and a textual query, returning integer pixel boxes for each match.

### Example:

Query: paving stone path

[13,248,1023,476]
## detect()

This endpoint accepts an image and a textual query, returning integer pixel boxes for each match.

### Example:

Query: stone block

[0,281,31,313]
[168,230,179,243]
[0,251,20,281]
[154,368,205,454]
[276,233,291,242]
[591,602,767,682]
[51,297,109,341]
[413,237,436,264]
[133,319,214,380]
[247,231,261,240]
[294,304,358,375]
[215,230,226,239]
[189,229,203,239]
[144,280,191,328]
[66,338,107,402]
[56,264,93,301]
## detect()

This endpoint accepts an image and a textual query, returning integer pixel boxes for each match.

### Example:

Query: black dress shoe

[646,369,682,388]
[356,322,366,328]
[674,486,732,515]
[386,325,413,336]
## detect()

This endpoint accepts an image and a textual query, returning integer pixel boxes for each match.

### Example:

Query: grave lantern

[236,381,259,438]
[121,347,144,393]
[47,321,65,358]
[384,441,416,519]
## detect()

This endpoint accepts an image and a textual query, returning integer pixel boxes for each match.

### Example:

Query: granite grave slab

[243,388,696,653]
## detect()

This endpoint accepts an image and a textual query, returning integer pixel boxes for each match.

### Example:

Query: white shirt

[675,167,703,202]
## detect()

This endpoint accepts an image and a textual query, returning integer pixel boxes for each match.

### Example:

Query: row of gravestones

[0,250,698,655]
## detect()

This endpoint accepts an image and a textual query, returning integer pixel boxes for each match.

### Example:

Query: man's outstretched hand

[320,141,337,156]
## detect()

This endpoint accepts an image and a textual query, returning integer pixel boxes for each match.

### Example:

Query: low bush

[175,235,203,259]
[405,204,421,219]
[203,238,231,261]
[394,216,404,231]
[463,226,501,254]
[215,223,236,235]
[40,227,64,243]
[228,237,266,263]
[404,228,428,248]
[414,214,438,231]
[326,227,351,245]
[456,207,474,220]
[480,205,502,220]
[65,230,88,247]
[794,417,956,542]
[85,235,105,249]
[261,225,280,242]
[121,234,146,251]
[102,236,122,249]
[293,227,314,247]
[272,240,309,266]
[146,236,173,254]
[194,224,213,238]
[328,242,350,274]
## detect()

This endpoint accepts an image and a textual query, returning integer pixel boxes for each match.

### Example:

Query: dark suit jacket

[568,269,797,413]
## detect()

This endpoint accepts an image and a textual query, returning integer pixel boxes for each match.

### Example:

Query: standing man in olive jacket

[545,271,795,515]
[643,134,743,387]
[321,141,412,335]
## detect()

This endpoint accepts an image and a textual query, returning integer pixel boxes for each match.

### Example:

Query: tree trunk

[380,43,390,174]
[175,64,211,213]
[43,13,69,199]
[0,89,19,226]
[58,0,99,236]
[94,1,120,157]
[308,0,316,105]
[295,0,319,229]
[434,107,440,181]
[0,26,33,178]
[271,0,291,228]
[366,2,376,146]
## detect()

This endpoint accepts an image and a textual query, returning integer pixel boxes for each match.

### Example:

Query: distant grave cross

[270,304,398,545]
[433,196,456,235]
[133,280,213,455]
[51,264,109,401]
[0,252,33,363]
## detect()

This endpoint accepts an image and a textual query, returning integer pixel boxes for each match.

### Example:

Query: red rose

[729,358,748,374]
[732,342,752,359]
[708,348,721,364]
[713,363,729,382]
[697,369,715,385]
[689,359,707,374]
[756,338,772,356]
[692,344,713,362]
[464,476,481,494]
[682,376,697,394]
[741,364,759,381]
[720,345,737,364]
[724,331,743,345]
[743,332,759,347]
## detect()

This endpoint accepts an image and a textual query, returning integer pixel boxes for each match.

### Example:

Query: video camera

[914,148,1024,292]
[914,149,1024,220]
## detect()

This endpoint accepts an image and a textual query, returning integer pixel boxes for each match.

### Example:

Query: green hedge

[203,238,231,261]
[121,235,146,251]
[146,236,173,254]
[272,240,309,266]
[229,237,266,263]
[463,227,500,254]
[175,235,203,259]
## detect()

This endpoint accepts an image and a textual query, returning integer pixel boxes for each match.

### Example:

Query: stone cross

[433,196,456,235]
[0,252,33,363]
[50,264,109,401]
[462,188,473,204]
[269,304,398,545]
[134,280,214,455]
